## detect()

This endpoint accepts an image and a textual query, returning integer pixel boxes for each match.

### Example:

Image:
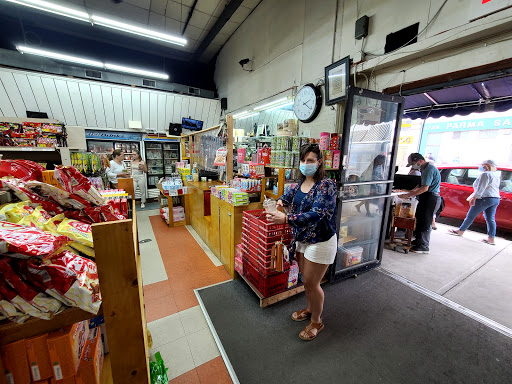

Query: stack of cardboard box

[0,320,104,384]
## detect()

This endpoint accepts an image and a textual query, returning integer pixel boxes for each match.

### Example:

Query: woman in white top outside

[106,150,129,189]
[131,150,148,208]
[449,159,501,245]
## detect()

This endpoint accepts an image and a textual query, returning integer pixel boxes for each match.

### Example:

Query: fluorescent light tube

[265,101,294,112]
[232,111,249,118]
[254,97,288,110]
[92,15,187,47]
[4,0,90,22]
[17,45,103,67]
[238,112,260,120]
[105,63,169,80]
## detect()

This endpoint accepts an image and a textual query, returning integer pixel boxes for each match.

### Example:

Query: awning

[404,76,512,119]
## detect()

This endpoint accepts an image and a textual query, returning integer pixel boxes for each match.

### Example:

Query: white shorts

[296,234,337,265]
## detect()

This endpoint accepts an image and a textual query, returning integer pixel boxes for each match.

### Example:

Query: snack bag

[0,221,70,258]
[25,180,90,210]
[0,278,43,319]
[100,205,125,222]
[69,242,95,258]
[0,292,29,323]
[4,201,35,223]
[16,205,53,230]
[44,213,65,234]
[83,206,103,223]
[213,147,228,166]
[64,209,94,224]
[0,159,44,181]
[54,166,105,206]
[42,250,102,314]
[0,258,62,319]
[1,178,64,215]
[57,218,93,248]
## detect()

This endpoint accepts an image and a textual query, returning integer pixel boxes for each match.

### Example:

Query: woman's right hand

[276,200,284,209]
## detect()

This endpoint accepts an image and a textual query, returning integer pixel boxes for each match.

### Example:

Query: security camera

[239,58,250,67]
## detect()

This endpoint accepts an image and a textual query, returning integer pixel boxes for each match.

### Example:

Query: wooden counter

[185,180,261,278]
[186,180,223,191]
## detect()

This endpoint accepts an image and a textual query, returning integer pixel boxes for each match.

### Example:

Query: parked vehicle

[438,165,512,231]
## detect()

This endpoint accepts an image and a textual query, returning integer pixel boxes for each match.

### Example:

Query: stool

[389,215,416,254]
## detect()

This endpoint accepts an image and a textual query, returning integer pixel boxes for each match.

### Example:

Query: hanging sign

[423,116,512,133]
[85,130,142,141]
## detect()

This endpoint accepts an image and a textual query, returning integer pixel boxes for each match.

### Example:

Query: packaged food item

[75,327,104,384]
[57,218,93,248]
[69,242,95,258]
[0,258,62,319]
[0,221,70,258]
[22,250,101,314]
[64,210,93,224]
[15,206,52,230]
[0,279,42,320]
[0,179,64,215]
[213,147,227,166]
[0,291,29,323]
[3,201,35,223]
[83,207,102,223]
[99,205,125,222]
[25,181,90,210]
[53,166,105,206]
[47,321,89,380]
[0,159,44,181]
[0,340,31,384]
[26,334,53,381]
[338,246,363,267]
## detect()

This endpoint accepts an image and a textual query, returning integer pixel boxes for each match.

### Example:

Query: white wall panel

[13,74,39,112]
[172,96,182,124]
[131,90,141,123]
[157,94,166,132]
[78,83,97,127]
[140,92,150,129]
[149,93,158,130]
[54,79,76,125]
[121,89,133,124]
[111,88,124,129]
[0,80,15,117]
[165,94,175,126]
[41,78,65,122]
[89,84,106,128]
[0,72,26,117]
[0,68,219,133]
[100,86,116,129]
[67,82,87,126]
[27,76,52,118]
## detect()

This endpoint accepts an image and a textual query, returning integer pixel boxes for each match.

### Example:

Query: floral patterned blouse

[280,177,337,253]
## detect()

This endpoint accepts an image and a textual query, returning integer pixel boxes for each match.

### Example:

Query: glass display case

[332,87,404,281]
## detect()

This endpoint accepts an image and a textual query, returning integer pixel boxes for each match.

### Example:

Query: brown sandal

[291,309,311,322]
[299,321,324,341]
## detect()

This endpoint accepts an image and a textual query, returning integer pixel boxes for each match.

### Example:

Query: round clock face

[293,84,322,123]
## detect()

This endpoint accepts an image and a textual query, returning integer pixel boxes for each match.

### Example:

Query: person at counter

[106,150,129,189]
[266,143,337,341]
[401,153,441,254]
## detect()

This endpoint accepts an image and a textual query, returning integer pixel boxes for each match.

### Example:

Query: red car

[438,165,512,231]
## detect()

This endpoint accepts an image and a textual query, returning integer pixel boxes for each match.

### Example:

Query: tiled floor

[138,211,232,382]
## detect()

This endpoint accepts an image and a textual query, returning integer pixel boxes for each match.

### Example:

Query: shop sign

[423,116,512,133]
[399,136,414,144]
[85,130,142,141]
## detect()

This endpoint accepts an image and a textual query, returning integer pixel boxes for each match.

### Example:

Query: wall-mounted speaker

[221,97,228,110]
[169,123,182,136]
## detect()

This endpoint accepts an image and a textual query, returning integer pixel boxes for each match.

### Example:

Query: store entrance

[384,72,512,330]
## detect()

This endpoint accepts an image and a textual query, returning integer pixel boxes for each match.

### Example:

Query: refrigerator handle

[342,155,348,170]
[340,193,396,201]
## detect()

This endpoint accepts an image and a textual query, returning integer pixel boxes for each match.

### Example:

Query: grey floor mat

[197,270,512,384]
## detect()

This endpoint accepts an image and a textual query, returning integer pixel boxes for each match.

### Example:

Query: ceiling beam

[192,0,244,60]
[182,0,199,35]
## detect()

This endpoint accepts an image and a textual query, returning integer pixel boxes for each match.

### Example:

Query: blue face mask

[299,162,318,177]
[478,165,486,172]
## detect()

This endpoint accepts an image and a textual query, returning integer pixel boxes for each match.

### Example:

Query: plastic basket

[243,209,288,231]
[243,247,289,277]
[242,257,289,297]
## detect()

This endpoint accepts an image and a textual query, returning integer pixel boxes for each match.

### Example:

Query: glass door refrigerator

[145,142,164,193]
[332,87,404,282]
[163,142,181,175]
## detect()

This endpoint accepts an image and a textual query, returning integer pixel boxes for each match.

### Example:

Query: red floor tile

[143,280,173,302]
[145,293,178,323]
[169,369,201,384]
[174,289,200,312]
[196,357,232,384]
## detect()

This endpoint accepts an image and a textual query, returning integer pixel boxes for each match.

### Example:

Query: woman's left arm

[473,173,489,199]
[287,179,337,227]
[141,161,148,173]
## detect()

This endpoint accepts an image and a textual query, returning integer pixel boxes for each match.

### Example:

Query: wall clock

[293,83,322,123]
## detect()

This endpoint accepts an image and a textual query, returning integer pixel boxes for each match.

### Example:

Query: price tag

[53,364,63,380]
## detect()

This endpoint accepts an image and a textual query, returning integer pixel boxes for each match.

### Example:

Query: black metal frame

[330,87,404,282]
[325,56,350,106]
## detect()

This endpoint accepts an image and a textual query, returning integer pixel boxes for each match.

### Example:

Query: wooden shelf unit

[158,189,191,228]
[0,198,150,384]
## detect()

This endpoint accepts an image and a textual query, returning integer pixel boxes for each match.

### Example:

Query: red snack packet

[0,221,70,258]
[0,291,29,323]
[120,198,128,218]
[83,207,102,223]
[64,210,93,224]
[1,178,64,215]
[0,259,62,319]
[0,279,39,320]
[0,159,44,181]
[25,180,91,210]
[44,250,101,314]
[100,205,125,222]
[54,166,105,206]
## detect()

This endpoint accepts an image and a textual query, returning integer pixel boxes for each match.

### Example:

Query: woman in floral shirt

[267,143,337,341]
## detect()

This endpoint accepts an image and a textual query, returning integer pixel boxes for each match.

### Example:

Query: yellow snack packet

[16,206,53,230]
[56,218,93,248]
[4,202,35,223]
[69,241,95,258]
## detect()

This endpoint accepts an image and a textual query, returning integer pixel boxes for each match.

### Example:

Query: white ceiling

[65,0,261,62]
